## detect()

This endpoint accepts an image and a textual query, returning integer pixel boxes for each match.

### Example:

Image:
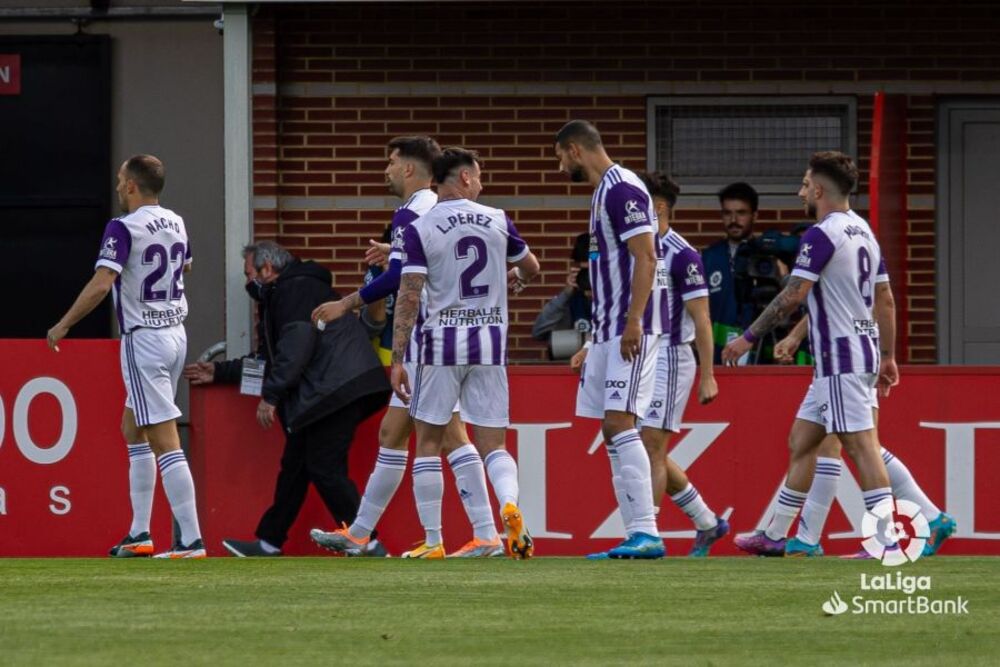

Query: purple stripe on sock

[448,454,481,468]
[675,489,698,507]
[484,449,513,467]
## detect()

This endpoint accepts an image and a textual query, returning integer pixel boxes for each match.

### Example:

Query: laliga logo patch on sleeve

[99,236,118,260]
[623,199,648,224]
[796,243,813,268]
[685,262,705,286]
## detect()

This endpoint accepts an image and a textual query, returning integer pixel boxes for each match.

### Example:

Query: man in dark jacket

[183,241,390,556]
[701,182,758,363]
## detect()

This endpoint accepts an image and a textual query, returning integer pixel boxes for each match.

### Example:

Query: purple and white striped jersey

[387,189,437,364]
[95,204,191,333]
[588,164,657,343]
[401,198,529,366]
[389,188,438,264]
[791,210,890,378]
[645,229,709,345]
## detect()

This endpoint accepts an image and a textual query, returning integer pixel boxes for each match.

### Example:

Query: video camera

[733,229,801,311]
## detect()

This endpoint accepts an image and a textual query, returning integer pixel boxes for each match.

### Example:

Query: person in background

[531,232,592,359]
[183,241,390,557]
[701,182,758,362]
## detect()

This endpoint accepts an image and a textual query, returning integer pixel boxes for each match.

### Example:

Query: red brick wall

[250,1,1000,363]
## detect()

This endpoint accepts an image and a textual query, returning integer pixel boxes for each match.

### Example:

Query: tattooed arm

[748,276,813,339]
[389,273,425,403]
[392,273,424,365]
[721,276,813,364]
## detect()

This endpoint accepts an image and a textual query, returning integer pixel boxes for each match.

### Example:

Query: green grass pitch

[1,557,997,665]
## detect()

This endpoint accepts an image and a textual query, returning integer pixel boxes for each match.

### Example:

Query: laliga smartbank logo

[821,573,969,616]
[821,499,968,617]
[861,498,929,566]
[821,591,849,615]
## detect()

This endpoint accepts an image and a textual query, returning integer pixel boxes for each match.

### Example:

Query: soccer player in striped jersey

[554,120,664,559]
[308,138,505,558]
[724,152,901,557]
[636,171,729,556]
[391,147,540,559]
[774,318,956,558]
[46,155,204,558]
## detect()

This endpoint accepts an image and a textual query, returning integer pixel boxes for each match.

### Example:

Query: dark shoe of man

[221,538,281,557]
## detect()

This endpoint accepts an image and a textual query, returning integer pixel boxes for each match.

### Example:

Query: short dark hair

[555,120,602,150]
[432,147,480,184]
[571,232,590,263]
[124,154,165,196]
[639,171,680,209]
[717,181,758,212]
[809,151,858,197]
[387,136,441,175]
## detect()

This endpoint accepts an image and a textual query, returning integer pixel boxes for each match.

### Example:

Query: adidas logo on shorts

[609,391,622,400]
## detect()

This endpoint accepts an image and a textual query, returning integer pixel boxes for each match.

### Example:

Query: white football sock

[447,444,498,541]
[795,457,841,546]
[766,484,807,541]
[127,443,156,536]
[352,447,408,540]
[670,482,718,532]
[608,447,634,531]
[610,429,657,536]
[412,457,443,546]
[862,486,894,510]
[484,449,519,510]
[156,450,202,546]
[882,447,941,519]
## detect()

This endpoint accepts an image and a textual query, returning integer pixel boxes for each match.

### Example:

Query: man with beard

[554,120,664,559]
[309,137,506,558]
[723,152,902,558]
[701,182,759,363]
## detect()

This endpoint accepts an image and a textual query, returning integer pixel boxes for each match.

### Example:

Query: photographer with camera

[703,182,805,364]
[531,232,593,359]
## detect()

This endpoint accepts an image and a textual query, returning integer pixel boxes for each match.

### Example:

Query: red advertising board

[3,340,999,557]
[0,341,172,556]
[0,54,21,95]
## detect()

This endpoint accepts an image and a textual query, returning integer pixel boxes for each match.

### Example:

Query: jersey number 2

[141,242,186,302]
[456,237,489,299]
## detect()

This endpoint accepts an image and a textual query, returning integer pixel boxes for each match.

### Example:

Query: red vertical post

[868,92,909,362]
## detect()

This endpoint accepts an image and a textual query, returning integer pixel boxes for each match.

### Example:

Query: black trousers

[255,400,364,548]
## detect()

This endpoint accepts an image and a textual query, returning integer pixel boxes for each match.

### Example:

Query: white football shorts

[796,372,878,434]
[408,364,508,427]
[390,361,461,414]
[640,339,696,433]
[575,334,658,419]
[120,326,186,427]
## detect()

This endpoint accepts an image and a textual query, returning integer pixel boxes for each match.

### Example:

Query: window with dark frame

[647,97,857,195]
